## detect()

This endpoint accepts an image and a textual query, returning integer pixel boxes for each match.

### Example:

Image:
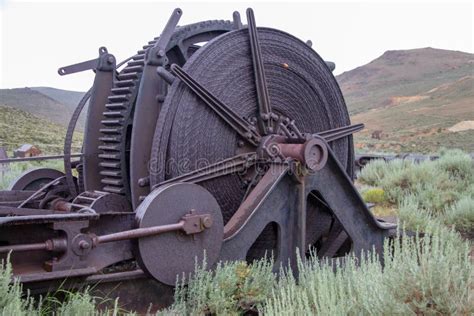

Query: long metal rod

[247,8,272,135]
[0,220,185,253]
[84,269,146,283]
[0,154,82,164]
[153,152,257,189]
[0,242,48,253]
[95,221,184,244]
[316,123,364,142]
[17,176,65,208]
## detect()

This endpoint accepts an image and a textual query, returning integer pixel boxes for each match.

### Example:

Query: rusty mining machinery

[0,8,396,309]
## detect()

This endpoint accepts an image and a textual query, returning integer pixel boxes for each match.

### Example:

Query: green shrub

[437,148,474,181]
[163,225,472,315]
[54,291,97,316]
[382,225,472,315]
[358,159,402,186]
[0,258,36,315]
[0,258,123,315]
[359,149,474,227]
[398,195,438,231]
[362,188,386,203]
[167,259,275,315]
[444,196,474,231]
[264,225,472,315]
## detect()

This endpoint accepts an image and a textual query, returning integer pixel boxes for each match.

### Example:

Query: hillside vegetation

[0,105,82,155]
[358,149,474,234]
[336,48,474,153]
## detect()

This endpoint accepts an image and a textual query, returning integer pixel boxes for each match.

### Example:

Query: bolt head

[79,240,91,249]
[202,216,213,228]
[107,56,115,64]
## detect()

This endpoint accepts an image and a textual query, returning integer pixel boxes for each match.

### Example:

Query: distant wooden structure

[13,144,42,158]
[371,130,383,140]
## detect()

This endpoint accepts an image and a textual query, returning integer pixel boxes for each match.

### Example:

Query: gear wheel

[98,21,234,203]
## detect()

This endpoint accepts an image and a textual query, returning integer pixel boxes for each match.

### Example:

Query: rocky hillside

[31,87,85,109]
[0,87,86,130]
[336,48,474,153]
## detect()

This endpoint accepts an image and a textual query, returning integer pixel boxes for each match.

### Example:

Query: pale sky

[1,0,472,92]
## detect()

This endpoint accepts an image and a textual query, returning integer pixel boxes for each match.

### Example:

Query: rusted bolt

[79,240,91,250]
[138,176,150,187]
[268,144,280,157]
[202,216,213,228]
[282,63,289,69]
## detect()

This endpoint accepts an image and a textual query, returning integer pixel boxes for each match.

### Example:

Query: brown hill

[0,87,86,130]
[336,48,474,153]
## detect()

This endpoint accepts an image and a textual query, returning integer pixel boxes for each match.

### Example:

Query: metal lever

[247,8,273,135]
[58,47,115,75]
[170,64,262,146]
[315,123,364,142]
[146,8,182,66]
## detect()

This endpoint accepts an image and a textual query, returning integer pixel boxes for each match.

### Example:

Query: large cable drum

[151,28,353,221]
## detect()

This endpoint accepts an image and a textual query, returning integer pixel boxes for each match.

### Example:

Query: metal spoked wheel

[150,11,354,260]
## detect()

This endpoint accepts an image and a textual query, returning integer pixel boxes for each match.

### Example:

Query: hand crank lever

[58,47,115,75]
